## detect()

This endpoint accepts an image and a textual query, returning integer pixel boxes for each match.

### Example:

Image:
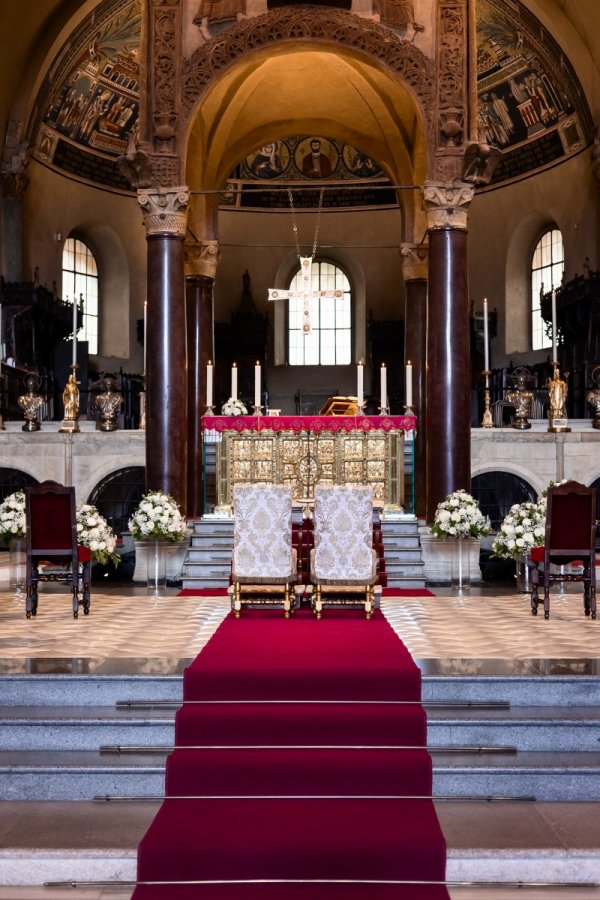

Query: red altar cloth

[202,414,416,433]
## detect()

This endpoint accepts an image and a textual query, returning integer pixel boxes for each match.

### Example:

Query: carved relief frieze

[434,0,468,182]
[138,185,189,236]
[185,239,221,279]
[422,180,473,231]
[182,7,435,142]
[149,0,182,160]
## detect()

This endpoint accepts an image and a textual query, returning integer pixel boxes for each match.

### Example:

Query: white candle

[143,300,147,376]
[357,360,364,408]
[254,361,261,408]
[206,360,213,409]
[551,289,557,362]
[380,363,387,410]
[483,297,490,371]
[231,363,238,401]
[406,360,413,407]
[72,297,78,366]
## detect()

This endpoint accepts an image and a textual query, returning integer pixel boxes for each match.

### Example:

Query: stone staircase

[181,513,426,591]
[2,671,600,802]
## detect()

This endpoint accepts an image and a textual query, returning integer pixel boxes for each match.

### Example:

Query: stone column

[184,240,219,518]
[400,243,428,520]
[422,181,474,522]
[138,186,189,510]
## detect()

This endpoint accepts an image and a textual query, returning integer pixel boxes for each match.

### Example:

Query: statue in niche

[194,0,247,41]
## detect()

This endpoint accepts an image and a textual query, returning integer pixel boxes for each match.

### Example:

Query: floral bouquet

[431,489,491,539]
[0,491,26,542]
[76,503,121,566]
[492,499,546,559]
[128,491,187,542]
[221,398,247,416]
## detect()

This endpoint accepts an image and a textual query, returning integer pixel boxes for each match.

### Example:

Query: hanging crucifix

[268,187,342,334]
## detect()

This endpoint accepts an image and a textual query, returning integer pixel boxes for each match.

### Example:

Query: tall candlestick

[483,297,490,371]
[254,361,261,408]
[357,360,364,408]
[206,360,213,409]
[143,300,147,376]
[551,289,557,362]
[405,360,413,408]
[380,363,387,411]
[72,297,78,367]
[231,363,238,401]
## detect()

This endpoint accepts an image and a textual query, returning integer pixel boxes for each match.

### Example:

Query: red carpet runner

[133,609,451,899]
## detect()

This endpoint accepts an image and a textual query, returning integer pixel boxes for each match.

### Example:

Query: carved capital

[185,240,220,279]
[1,172,29,199]
[422,181,474,231]
[400,243,429,281]
[138,186,189,237]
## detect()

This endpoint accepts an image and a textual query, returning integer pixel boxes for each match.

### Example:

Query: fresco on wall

[476,0,594,187]
[27,0,593,193]
[30,0,141,193]
[229,136,391,208]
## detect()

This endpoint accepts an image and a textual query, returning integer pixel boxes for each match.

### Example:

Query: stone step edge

[0,851,599,888]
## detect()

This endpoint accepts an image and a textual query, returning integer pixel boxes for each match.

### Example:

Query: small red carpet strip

[177,588,435,597]
[133,610,450,899]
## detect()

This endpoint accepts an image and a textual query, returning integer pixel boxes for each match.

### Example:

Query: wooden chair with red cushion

[529,480,597,620]
[25,480,92,619]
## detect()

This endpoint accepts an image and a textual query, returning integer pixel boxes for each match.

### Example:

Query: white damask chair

[230,483,299,618]
[310,484,377,619]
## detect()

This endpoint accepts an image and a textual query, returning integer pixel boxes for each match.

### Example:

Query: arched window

[288,260,351,365]
[531,229,564,351]
[62,237,99,355]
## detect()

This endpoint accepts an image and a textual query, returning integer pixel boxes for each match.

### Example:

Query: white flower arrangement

[431,489,491,539]
[221,397,248,416]
[128,490,187,542]
[0,491,26,541]
[492,498,547,560]
[76,503,121,566]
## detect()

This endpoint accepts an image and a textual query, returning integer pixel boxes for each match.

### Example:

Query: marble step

[4,673,600,707]
[1,800,600,889]
[2,706,599,752]
[2,749,600,801]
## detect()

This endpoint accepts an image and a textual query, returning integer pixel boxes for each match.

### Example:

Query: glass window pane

[62,237,99,356]
[286,260,352,366]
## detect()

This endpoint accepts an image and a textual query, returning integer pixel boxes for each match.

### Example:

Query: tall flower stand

[451,538,478,595]
[145,540,168,597]
[9,537,26,595]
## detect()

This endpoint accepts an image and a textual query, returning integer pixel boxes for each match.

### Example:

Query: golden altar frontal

[202,415,417,511]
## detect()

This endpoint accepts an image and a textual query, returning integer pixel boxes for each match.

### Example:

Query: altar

[201,414,417,513]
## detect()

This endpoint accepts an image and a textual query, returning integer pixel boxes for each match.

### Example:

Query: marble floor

[0,582,598,671]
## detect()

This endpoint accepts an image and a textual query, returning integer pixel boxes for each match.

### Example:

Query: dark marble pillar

[401,244,428,520]
[138,187,189,510]
[185,240,218,518]
[423,182,474,522]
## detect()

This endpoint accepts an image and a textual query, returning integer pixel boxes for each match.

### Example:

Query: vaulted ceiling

[0,0,599,155]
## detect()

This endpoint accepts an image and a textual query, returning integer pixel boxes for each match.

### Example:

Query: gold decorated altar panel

[202,416,415,510]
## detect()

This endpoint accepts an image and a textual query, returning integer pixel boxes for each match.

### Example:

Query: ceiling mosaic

[27,0,593,194]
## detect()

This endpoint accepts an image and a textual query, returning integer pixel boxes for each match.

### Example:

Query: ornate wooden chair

[310,484,377,619]
[25,480,92,619]
[529,480,597,619]
[230,483,299,618]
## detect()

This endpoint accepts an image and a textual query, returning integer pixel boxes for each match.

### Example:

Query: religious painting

[245,142,291,178]
[476,0,593,187]
[294,137,339,180]
[342,146,382,178]
[29,0,141,192]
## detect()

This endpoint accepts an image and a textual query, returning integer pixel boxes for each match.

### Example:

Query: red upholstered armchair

[529,480,597,620]
[25,481,92,619]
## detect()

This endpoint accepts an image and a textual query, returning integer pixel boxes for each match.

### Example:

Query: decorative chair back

[313,484,374,581]
[545,481,596,561]
[232,483,294,580]
[26,480,77,560]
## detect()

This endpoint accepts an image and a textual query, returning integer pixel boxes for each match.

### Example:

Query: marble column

[422,182,474,522]
[184,240,219,518]
[138,186,189,510]
[400,243,428,520]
